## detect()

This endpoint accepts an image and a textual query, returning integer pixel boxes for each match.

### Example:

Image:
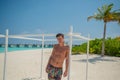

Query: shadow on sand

[72,56,118,64]
[22,77,41,80]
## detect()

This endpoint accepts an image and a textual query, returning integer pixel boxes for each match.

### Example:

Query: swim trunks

[47,64,63,80]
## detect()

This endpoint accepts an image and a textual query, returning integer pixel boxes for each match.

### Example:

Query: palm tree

[87,3,120,56]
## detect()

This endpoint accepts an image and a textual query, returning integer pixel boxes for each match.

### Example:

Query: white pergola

[0,26,91,80]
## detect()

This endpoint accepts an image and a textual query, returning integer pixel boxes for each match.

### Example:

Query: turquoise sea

[0,47,52,53]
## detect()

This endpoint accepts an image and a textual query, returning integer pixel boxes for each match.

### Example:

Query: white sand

[0,49,120,80]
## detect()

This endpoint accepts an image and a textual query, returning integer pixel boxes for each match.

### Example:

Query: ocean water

[0,47,52,53]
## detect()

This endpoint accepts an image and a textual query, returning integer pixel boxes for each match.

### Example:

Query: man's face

[57,36,64,43]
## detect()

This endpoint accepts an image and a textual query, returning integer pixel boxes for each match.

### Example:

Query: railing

[0,26,91,80]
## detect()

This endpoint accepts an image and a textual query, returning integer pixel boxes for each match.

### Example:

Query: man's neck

[59,43,64,46]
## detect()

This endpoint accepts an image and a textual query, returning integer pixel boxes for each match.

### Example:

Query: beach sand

[0,49,120,80]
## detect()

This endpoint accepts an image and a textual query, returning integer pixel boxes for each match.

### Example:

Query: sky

[0,0,120,40]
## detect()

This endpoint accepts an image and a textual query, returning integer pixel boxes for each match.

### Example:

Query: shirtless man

[46,33,69,80]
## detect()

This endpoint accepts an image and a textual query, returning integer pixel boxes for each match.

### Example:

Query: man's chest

[54,47,67,58]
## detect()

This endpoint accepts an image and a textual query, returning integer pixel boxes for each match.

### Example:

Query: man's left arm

[64,46,70,77]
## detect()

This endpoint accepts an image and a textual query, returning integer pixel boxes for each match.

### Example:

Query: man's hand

[63,70,68,77]
[46,66,48,73]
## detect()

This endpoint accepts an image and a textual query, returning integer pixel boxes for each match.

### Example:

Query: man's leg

[48,65,56,80]
[54,68,62,80]
[48,73,55,80]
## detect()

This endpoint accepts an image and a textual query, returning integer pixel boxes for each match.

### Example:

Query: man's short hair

[56,33,64,38]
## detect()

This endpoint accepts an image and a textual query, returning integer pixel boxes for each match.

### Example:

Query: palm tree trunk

[101,22,107,57]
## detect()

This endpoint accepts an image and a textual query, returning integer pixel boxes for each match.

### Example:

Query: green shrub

[72,37,120,57]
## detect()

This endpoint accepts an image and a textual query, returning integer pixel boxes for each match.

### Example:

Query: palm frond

[112,12,120,23]
[105,12,120,23]
[105,4,113,15]
[113,9,120,13]
[87,14,103,21]
[97,8,103,15]
[108,3,113,8]
[87,16,95,21]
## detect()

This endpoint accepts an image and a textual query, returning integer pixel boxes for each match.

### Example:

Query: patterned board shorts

[47,64,63,80]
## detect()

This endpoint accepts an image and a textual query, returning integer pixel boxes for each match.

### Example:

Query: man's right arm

[47,45,55,65]
[46,45,55,72]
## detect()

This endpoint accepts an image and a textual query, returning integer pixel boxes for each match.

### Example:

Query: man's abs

[49,58,63,68]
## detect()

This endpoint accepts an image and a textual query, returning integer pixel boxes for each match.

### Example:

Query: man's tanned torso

[49,44,69,68]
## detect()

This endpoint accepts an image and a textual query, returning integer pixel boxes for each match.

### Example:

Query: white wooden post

[68,26,73,80]
[3,29,8,80]
[40,34,45,80]
[86,34,90,80]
